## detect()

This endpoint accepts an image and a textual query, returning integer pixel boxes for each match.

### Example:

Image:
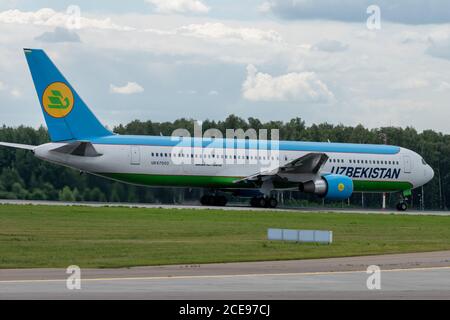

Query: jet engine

[299,174,353,200]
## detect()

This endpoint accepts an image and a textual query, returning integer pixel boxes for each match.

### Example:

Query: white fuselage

[33,139,434,192]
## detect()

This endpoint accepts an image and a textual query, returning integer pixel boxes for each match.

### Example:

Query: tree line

[0,115,448,209]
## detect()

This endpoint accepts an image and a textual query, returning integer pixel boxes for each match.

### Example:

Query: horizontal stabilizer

[0,142,36,151]
[51,141,102,157]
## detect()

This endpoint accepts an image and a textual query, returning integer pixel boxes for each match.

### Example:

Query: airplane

[0,49,434,211]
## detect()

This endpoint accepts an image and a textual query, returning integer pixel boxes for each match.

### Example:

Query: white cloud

[10,88,21,98]
[393,78,429,90]
[208,90,219,95]
[2,8,450,132]
[0,81,20,98]
[313,39,348,52]
[35,27,81,43]
[110,82,144,94]
[258,1,274,13]
[242,64,334,103]
[263,0,450,25]
[177,23,282,43]
[177,89,197,94]
[145,0,210,14]
[437,81,450,91]
[0,8,134,31]
[0,9,282,47]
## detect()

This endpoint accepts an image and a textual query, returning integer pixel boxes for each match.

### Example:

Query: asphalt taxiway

[1,251,449,299]
[1,199,450,216]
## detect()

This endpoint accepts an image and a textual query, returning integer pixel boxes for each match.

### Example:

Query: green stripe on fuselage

[353,180,412,192]
[100,173,245,188]
[98,172,412,192]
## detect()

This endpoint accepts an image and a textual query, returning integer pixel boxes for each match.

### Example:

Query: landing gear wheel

[268,197,278,208]
[396,202,407,211]
[258,197,268,208]
[200,195,227,206]
[250,196,278,208]
[214,195,228,206]
[200,195,212,206]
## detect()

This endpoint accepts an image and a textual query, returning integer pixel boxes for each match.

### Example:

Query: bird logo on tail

[42,82,74,118]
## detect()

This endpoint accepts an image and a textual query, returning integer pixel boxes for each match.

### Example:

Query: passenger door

[130,146,140,165]
[403,155,411,173]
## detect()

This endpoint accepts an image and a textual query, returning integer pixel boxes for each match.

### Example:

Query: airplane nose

[427,165,434,181]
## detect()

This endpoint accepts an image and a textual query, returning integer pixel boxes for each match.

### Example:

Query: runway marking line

[1,265,450,284]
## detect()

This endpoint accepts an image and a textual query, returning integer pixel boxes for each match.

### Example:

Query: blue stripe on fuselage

[87,135,400,154]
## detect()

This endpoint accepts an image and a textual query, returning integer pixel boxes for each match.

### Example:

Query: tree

[59,186,75,202]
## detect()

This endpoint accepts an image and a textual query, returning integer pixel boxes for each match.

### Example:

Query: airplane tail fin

[24,48,111,142]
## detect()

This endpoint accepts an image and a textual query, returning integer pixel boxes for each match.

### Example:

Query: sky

[1,1,450,133]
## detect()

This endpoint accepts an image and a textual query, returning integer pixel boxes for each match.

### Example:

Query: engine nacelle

[300,174,353,200]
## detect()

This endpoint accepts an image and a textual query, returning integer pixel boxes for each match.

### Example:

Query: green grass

[0,204,450,268]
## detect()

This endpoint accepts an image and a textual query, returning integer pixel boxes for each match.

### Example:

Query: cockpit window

[421,158,427,165]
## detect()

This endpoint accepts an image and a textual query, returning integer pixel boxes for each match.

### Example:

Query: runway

[1,199,450,216]
[1,251,450,299]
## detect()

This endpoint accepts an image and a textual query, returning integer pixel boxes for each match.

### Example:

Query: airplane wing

[0,142,36,151]
[277,152,329,174]
[233,152,329,186]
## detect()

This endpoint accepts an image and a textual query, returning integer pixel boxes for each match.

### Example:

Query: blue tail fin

[24,48,111,142]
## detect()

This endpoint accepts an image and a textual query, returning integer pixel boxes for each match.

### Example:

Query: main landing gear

[200,194,228,206]
[250,196,278,208]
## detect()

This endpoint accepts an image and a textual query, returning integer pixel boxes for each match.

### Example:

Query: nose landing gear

[396,190,411,211]
[396,201,408,211]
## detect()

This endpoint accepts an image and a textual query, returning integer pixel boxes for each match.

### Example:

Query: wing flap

[234,152,329,185]
[280,152,328,174]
